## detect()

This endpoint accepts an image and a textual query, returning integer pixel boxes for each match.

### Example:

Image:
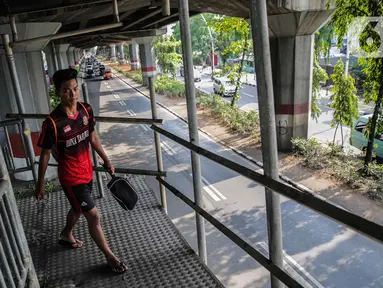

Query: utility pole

[201,14,215,74]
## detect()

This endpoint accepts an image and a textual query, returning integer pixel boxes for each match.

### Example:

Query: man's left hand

[105,160,115,175]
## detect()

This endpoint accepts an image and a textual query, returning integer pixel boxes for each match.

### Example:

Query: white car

[213,78,236,96]
[180,66,202,82]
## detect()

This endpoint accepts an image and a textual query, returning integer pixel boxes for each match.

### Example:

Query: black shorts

[62,181,95,213]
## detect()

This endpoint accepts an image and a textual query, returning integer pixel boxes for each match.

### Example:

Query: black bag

[107,175,139,211]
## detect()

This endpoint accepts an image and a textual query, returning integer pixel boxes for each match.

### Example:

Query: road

[178,74,373,146]
[85,74,383,288]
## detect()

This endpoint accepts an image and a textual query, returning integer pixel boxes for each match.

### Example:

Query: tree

[330,59,359,146]
[154,36,182,79]
[210,16,250,107]
[173,14,216,64]
[330,0,383,166]
[311,24,332,121]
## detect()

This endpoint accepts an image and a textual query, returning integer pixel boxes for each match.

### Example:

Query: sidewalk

[111,67,383,227]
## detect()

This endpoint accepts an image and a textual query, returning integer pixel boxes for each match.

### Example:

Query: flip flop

[109,262,128,274]
[58,238,83,249]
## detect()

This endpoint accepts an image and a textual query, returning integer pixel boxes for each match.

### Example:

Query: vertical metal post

[9,16,18,42]
[148,77,167,213]
[4,127,15,170]
[81,83,105,198]
[178,0,207,263]
[249,1,284,287]
[1,34,38,184]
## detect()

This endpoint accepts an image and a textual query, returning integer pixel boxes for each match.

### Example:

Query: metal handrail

[151,124,383,245]
[40,162,167,177]
[6,113,163,125]
[157,176,303,288]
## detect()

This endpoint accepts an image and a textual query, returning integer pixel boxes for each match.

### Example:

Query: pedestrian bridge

[16,175,223,288]
[2,0,383,288]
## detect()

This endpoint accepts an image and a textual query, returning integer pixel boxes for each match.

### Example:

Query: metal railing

[0,149,39,288]
[0,119,35,178]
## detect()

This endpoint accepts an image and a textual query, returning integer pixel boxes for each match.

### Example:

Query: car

[180,66,201,82]
[213,78,236,96]
[86,69,95,78]
[104,69,112,80]
[350,114,383,163]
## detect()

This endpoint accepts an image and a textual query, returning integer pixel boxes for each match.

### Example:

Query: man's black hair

[53,69,78,90]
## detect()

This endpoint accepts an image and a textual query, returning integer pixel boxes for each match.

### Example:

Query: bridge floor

[17,175,223,288]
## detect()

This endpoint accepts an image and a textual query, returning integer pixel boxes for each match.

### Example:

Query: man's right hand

[35,186,44,200]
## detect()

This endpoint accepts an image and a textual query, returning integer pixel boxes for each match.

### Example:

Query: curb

[111,68,348,211]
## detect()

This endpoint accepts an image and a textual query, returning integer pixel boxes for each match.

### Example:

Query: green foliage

[292,137,365,189]
[173,14,216,61]
[314,23,334,63]
[292,137,325,169]
[154,74,185,97]
[312,56,329,121]
[198,93,259,137]
[210,16,250,106]
[330,0,383,164]
[330,59,359,130]
[154,36,182,79]
[49,87,60,110]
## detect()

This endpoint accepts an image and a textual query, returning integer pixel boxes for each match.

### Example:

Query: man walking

[36,68,128,274]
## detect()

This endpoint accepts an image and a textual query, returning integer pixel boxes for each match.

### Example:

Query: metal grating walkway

[17,175,223,288]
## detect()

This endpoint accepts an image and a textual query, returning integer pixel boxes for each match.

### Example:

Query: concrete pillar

[0,22,61,181]
[43,43,57,85]
[67,47,75,69]
[133,37,156,86]
[129,43,140,70]
[268,8,334,151]
[55,44,70,70]
[109,44,117,62]
[119,43,125,64]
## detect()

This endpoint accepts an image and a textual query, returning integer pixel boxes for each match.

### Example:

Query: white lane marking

[128,109,136,116]
[104,82,108,85]
[106,85,111,89]
[140,125,149,132]
[126,110,133,116]
[119,101,126,106]
[257,242,324,288]
[243,92,254,98]
[201,176,227,200]
[161,141,176,156]
[189,173,220,201]
[114,94,120,99]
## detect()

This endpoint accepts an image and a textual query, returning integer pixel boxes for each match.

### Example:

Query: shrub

[154,74,185,97]
[291,137,325,169]
[198,93,259,137]
[49,87,60,109]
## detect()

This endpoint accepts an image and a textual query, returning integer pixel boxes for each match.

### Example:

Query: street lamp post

[200,14,214,74]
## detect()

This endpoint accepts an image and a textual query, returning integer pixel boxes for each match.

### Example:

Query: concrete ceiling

[0,0,333,48]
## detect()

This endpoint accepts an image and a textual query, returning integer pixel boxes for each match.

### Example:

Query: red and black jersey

[38,102,96,186]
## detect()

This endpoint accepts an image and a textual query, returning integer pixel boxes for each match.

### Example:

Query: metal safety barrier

[0,150,38,288]
[0,119,35,179]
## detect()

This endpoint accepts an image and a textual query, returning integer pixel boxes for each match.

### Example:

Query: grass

[291,137,383,199]
[198,93,259,138]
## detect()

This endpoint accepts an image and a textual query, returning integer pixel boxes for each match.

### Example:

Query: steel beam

[121,9,162,31]
[11,23,123,46]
